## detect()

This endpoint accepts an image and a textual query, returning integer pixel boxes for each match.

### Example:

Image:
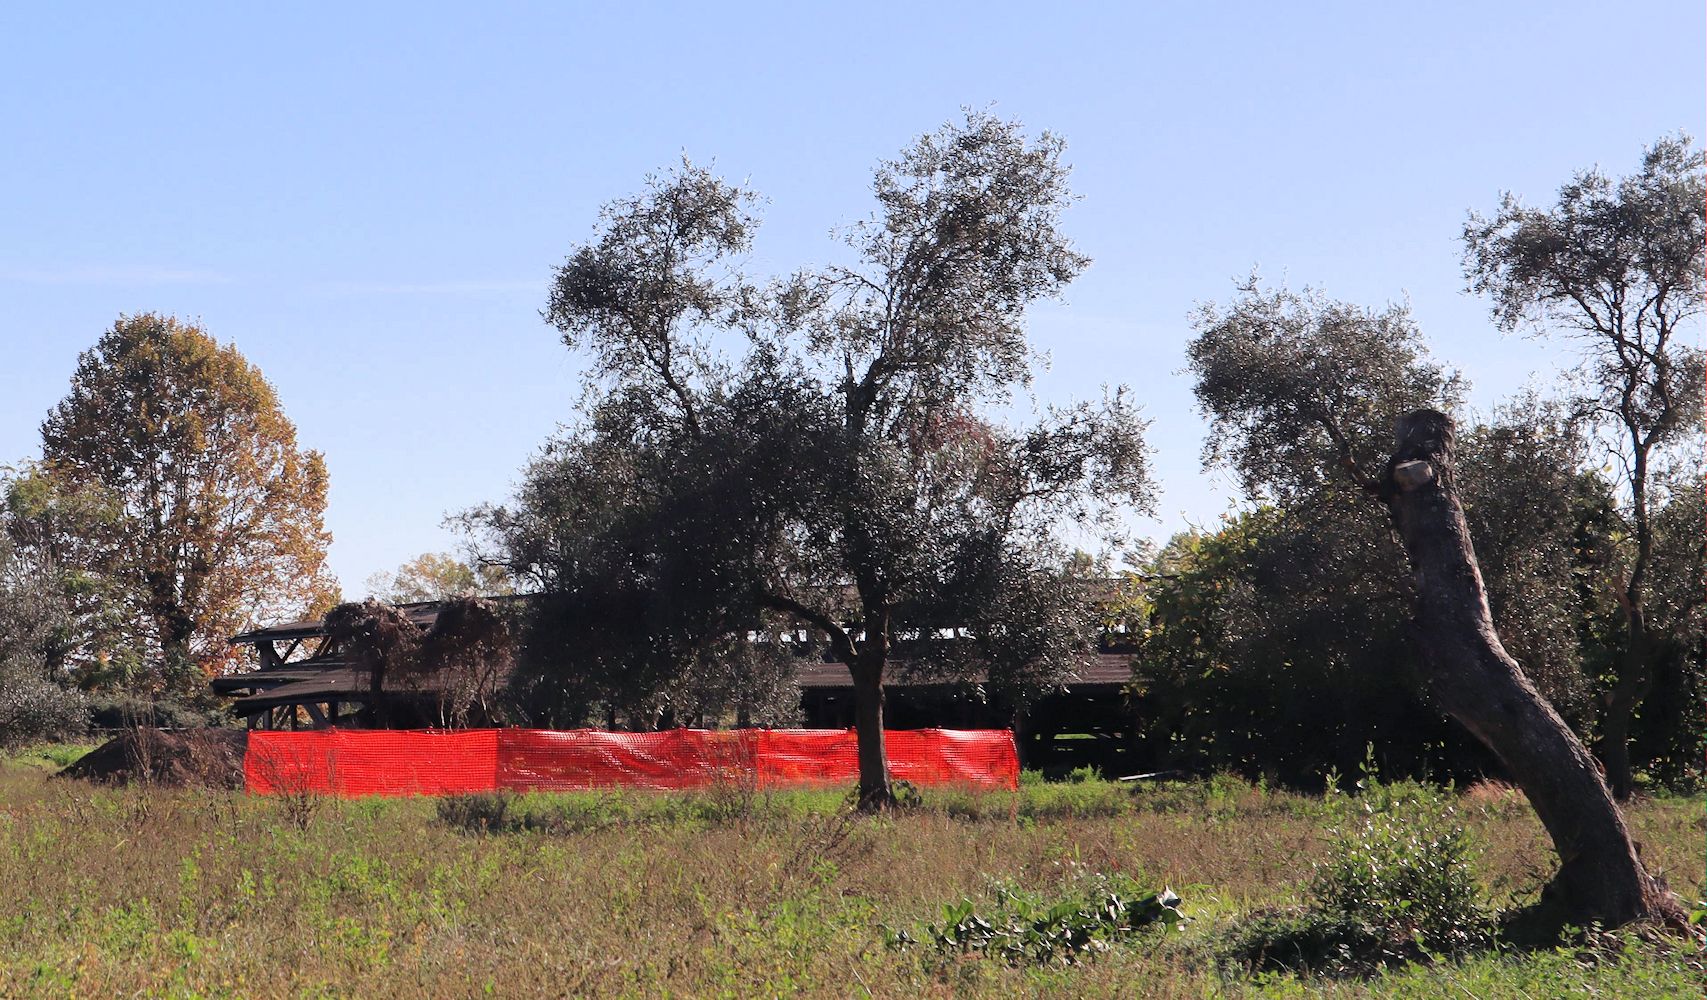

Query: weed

[437,791,519,832]
[1225,756,1492,974]
[889,871,1185,966]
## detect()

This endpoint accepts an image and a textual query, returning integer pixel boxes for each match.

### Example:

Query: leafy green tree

[1187,279,1461,502]
[474,111,1152,806]
[1462,135,1706,798]
[1187,281,1680,931]
[1136,507,1478,786]
[1628,464,1706,787]
[1453,398,1611,727]
[1134,398,1626,786]
[39,315,336,696]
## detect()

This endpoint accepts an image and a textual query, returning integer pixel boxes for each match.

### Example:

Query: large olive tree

[474,112,1153,807]
[1463,136,1706,798]
[1187,281,1681,932]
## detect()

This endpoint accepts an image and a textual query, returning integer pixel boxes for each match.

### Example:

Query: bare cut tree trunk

[1379,409,1681,933]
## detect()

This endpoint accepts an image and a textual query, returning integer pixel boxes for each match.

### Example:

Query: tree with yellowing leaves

[39,314,335,696]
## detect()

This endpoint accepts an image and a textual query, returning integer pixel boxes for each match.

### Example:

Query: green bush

[85,693,219,731]
[1311,789,1490,954]
[1226,757,1492,974]
[437,792,519,832]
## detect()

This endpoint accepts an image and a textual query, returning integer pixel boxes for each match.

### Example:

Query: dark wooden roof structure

[217,601,465,727]
[216,594,1139,737]
[790,653,1133,690]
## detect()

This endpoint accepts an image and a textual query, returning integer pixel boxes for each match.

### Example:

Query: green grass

[0,757,1700,998]
[2,741,96,772]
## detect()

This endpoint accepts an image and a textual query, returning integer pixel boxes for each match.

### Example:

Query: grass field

[1,748,1702,998]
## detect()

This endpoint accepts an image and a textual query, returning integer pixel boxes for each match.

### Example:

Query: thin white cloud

[0,265,230,286]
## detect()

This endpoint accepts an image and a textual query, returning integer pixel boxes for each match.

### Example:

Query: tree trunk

[1596,437,1657,802]
[1598,626,1652,801]
[1379,409,1680,934]
[850,657,893,810]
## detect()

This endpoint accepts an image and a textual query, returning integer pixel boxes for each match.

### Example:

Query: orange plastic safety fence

[245,728,1019,797]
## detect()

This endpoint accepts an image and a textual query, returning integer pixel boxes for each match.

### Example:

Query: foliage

[0,672,88,750]
[468,112,1152,804]
[417,597,514,727]
[1170,280,1488,783]
[436,791,518,833]
[1452,397,1611,726]
[1462,136,1705,458]
[364,552,513,604]
[36,314,335,693]
[1626,472,1706,789]
[0,532,89,747]
[1,765,1701,996]
[324,599,423,726]
[1178,272,1706,792]
[1313,762,1491,955]
[324,596,514,727]
[1,464,142,688]
[1135,508,1486,786]
[1227,761,1492,974]
[1186,278,1460,502]
[83,694,219,732]
[889,871,1185,966]
[1463,135,1707,798]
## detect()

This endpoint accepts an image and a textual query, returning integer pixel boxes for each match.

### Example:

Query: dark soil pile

[60,727,248,789]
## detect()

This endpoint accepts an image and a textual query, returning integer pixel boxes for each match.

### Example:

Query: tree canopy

[471,111,1153,806]
[1463,135,1706,798]
[38,314,335,696]
[365,552,512,605]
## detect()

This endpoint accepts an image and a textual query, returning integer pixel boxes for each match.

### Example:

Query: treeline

[1,117,1700,812]
[1133,135,1705,799]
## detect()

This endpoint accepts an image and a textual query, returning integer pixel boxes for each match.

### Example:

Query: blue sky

[2,3,1702,594]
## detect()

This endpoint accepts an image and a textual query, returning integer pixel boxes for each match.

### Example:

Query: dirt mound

[60,727,248,789]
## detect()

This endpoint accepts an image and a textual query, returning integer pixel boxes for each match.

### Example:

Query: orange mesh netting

[245,728,1018,797]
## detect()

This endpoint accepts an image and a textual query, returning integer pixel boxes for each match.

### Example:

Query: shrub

[437,792,520,833]
[1226,757,1492,974]
[1310,789,1490,954]
[0,669,88,749]
[85,694,218,731]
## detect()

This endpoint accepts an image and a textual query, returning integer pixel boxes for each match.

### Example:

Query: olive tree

[474,111,1153,808]
[1463,135,1706,798]
[1188,281,1681,932]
